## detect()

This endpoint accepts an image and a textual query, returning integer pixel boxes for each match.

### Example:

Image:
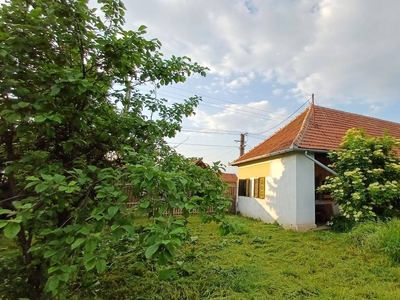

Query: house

[230,105,400,231]
[221,173,238,213]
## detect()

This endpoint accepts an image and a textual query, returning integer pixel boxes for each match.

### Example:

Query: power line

[168,142,237,148]
[254,97,311,135]
[137,86,289,121]
[167,86,291,118]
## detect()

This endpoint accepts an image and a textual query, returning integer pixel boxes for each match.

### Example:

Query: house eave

[230,146,295,166]
[230,145,330,166]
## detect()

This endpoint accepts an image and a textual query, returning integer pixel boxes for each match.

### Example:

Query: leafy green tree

[319,128,400,224]
[0,0,230,298]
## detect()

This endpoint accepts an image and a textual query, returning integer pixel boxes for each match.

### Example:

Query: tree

[0,0,230,298]
[319,128,400,224]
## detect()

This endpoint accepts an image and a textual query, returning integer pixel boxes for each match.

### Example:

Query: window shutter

[254,178,259,198]
[245,179,250,197]
[259,177,265,199]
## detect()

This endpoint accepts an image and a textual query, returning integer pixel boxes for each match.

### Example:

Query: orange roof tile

[221,173,238,183]
[232,105,400,165]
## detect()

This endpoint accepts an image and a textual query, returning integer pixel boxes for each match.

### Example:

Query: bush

[320,128,400,225]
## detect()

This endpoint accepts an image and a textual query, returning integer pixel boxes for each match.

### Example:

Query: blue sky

[116,0,400,173]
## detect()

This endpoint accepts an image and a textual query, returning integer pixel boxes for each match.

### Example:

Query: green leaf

[0,220,7,228]
[71,238,85,250]
[140,201,150,208]
[66,236,74,245]
[43,249,58,258]
[51,85,61,96]
[169,227,186,235]
[35,183,48,193]
[121,225,135,235]
[58,272,69,282]
[41,173,53,181]
[47,276,59,292]
[145,243,160,259]
[35,115,46,123]
[85,258,96,271]
[4,165,14,174]
[185,202,196,210]
[4,222,20,239]
[138,25,147,31]
[18,101,30,108]
[96,259,107,273]
[108,206,119,218]
[63,142,73,152]
[0,208,12,215]
[111,228,124,240]
[85,239,98,253]
[158,268,177,280]
[48,266,59,274]
[78,227,90,235]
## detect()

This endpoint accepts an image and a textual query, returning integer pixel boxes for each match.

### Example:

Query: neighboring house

[230,105,400,231]
[221,173,238,213]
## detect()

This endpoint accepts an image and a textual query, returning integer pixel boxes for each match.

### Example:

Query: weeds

[3,216,400,299]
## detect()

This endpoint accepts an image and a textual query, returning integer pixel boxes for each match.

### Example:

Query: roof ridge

[292,105,312,147]
[233,106,310,163]
[314,105,400,126]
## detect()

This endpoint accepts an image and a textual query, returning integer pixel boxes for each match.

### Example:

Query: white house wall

[294,153,317,231]
[237,152,316,231]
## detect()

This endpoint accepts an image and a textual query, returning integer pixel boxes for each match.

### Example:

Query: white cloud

[120,0,400,105]
[188,100,288,135]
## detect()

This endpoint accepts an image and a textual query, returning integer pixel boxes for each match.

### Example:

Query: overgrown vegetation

[4,216,400,299]
[0,0,230,298]
[319,128,400,226]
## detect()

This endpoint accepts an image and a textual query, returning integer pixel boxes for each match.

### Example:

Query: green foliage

[56,216,400,299]
[350,218,400,263]
[0,0,229,298]
[319,128,400,225]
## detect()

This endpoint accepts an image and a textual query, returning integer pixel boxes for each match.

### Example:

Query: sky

[109,0,400,173]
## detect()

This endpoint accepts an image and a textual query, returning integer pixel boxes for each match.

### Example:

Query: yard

[2,215,400,299]
[73,216,400,299]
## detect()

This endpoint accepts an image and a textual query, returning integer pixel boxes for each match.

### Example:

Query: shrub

[320,128,400,225]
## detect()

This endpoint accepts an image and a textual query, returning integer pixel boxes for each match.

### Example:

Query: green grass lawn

[3,216,400,299]
[84,215,400,300]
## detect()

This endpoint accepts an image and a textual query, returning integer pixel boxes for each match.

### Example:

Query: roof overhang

[229,144,330,166]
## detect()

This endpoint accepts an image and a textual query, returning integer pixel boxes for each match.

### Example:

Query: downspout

[304,151,337,176]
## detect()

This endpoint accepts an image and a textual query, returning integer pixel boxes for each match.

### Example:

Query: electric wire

[254,97,311,135]
[137,86,289,121]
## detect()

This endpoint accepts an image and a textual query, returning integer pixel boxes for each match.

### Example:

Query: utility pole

[238,133,246,156]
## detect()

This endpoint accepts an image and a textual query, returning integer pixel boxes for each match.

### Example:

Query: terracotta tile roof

[232,105,400,165]
[221,173,238,183]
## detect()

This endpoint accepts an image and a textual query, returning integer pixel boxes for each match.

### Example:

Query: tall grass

[3,217,400,299]
[351,218,400,262]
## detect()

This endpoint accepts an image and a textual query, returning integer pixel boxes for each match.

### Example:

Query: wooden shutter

[254,178,259,198]
[259,177,265,199]
[245,179,250,197]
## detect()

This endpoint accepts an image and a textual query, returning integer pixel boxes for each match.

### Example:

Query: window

[253,177,265,199]
[238,178,250,196]
[239,178,265,198]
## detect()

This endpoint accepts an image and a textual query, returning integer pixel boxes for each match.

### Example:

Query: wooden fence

[122,183,236,216]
